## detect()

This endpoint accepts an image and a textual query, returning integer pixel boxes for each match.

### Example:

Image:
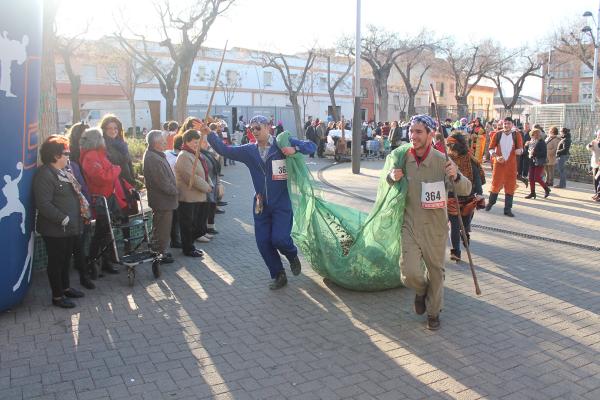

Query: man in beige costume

[388,115,472,330]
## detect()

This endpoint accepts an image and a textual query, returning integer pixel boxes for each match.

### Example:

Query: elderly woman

[525,128,550,199]
[80,128,122,275]
[174,129,213,257]
[67,122,95,289]
[587,130,600,201]
[143,130,178,263]
[544,126,560,187]
[33,136,88,308]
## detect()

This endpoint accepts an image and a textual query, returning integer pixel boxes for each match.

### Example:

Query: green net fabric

[277,132,411,291]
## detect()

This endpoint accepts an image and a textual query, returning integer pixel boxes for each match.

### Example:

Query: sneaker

[504,210,515,217]
[204,233,214,239]
[52,296,76,308]
[217,201,228,206]
[196,236,210,243]
[159,254,175,264]
[414,294,426,315]
[427,315,440,330]
[269,270,288,290]
[184,249,204,258]
[215,208,225,214]
[289,255,301,276]
[64,288,85,298]
[206,228,219,234]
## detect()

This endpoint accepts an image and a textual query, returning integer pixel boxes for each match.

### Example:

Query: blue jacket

[207,132,316,208]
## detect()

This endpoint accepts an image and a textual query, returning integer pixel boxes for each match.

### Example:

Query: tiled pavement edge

[1,159,599,400]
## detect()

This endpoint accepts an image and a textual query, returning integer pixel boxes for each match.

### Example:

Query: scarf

[182,144,208,179]
[410,144,432,166]
[57,168,92,224]
[449,151,474,184]
[105,136,129,156]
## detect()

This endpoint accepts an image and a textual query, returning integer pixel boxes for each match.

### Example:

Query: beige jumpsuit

[397,150,472,317]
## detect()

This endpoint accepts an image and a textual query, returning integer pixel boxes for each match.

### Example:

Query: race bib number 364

[272,159,288,180]
[421,181,446,209]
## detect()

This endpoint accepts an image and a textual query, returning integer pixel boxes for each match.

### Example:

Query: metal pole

[592,0,600,112]
[351,0,362,174]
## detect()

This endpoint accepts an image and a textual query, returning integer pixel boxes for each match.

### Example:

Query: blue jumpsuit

[207,132,316,278]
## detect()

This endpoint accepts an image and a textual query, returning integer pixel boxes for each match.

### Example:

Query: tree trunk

[374,71,390,122]
[407,93,416,117]
[328,88,339,122]
[176,65,192,122]
[456,95,468,118]
[70,77,80,123]
[165,91,175,121]
[129,98,136,137]
[290,93,303,138]
[39,0,59,147]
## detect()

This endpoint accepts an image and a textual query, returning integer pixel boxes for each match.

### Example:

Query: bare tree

[320,46,354,122]
[39,0,59,143]
[96,41,153,134]
[550,20,599,78]
[342,26,422,122]
[260,50,317,137]
[300,70,315,124]
[439,39,502,117]
[154,0,234,122]
[114,34,178,120]
[56,27,88,123]
[393,46,435,117]
[486,47,543,114]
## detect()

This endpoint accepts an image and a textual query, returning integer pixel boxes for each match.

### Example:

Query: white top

[499,131,514,162]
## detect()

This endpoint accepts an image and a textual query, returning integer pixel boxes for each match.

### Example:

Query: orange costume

[470,126,487,163]
[485,127,523,217]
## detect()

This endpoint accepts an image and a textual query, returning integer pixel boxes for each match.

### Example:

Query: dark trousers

[170,209,181,245]
[517,154,529,178]
[254,204,297,278]
[178,202,208,254]
[449,213,472,258]
[90,213,114,262]
[43,236,76,298]
[594,167,600,194]
[72,225,91,280]
[529,165,548,193]
[207,202,216,225]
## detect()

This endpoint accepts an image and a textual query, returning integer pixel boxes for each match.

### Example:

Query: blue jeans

[557,155,569,187]
[449,213,472,258]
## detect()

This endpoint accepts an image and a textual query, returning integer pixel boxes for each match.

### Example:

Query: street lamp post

[583,2,600,112]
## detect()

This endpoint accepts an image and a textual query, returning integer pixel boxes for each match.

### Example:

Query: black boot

[544,186,551,198]
[524,192,536,199]
[79,258,96,289]
[102,254,119,274]
[504,194,515,217]
[485,192,498,211]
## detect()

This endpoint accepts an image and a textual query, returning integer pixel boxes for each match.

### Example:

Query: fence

[528,103,599,144]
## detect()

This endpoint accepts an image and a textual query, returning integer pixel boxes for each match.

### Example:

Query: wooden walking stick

[429,84,482,295]
[189,41,228,189]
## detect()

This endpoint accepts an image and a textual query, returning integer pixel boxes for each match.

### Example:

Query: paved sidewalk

[1,158,599,400]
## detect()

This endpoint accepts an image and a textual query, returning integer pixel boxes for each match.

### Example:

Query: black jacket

[529,139,547,166]
[556,135,571,157]
[33,165,83,237]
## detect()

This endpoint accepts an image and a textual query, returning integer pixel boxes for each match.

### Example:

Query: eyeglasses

[62,152,71,157]
[251,125,262,132]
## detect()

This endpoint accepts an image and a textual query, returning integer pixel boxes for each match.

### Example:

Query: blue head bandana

[409,114,436,132]
[249,115,270,126]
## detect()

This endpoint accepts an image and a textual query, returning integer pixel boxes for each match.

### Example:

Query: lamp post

[583,2,600,112]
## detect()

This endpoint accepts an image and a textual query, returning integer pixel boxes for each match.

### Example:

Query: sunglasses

[62,152,71,157]
[251,125,262,132]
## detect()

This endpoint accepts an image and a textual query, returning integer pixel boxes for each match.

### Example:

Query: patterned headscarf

[249,115,270,125]
[409,114,437,132]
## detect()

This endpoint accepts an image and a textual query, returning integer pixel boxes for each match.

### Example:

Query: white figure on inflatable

[12,232,34,292]
[0,31,29,98]
[0,161,26,234]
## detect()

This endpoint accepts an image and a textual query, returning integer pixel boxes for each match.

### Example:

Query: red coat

[80,148,121,198]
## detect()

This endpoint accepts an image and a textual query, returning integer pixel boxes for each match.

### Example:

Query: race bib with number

[272,159,288,180]
[421,181,446,209]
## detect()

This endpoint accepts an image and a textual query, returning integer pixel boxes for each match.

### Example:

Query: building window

[468,96,474,105]
[449,83,455,93]
[579,82,592,102]
[580,63,593,78]
[226,70,239,84]
[478,97,483,105]
[263,71,272,86]
[436,82,444,97]
[196,66,206,81]
[360,87,368,98]
[319,76,327,89]
[81,65,97,83]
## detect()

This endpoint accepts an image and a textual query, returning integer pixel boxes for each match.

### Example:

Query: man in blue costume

[202,115,317,289]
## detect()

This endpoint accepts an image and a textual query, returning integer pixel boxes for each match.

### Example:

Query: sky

[56,0,600,97]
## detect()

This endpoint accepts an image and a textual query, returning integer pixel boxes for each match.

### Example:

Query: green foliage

[126,137,147,162]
